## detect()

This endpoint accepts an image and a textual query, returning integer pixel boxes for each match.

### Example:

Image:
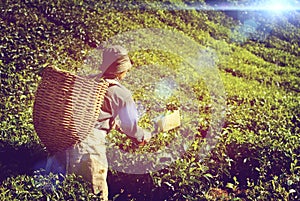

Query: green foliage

[0,171,101,201]
[1,0,299,200]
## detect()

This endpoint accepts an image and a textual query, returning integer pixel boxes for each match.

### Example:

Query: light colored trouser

[46,129,108,200]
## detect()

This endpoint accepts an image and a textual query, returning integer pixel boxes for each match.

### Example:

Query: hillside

[1,0,299,200]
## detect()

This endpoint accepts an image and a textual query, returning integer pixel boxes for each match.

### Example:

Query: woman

[47,45,152,200]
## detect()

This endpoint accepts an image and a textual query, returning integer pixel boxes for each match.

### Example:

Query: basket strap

[102,78,121,130]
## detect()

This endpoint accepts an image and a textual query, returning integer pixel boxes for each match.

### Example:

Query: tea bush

[0,171,102,201]
[1,0,299,200]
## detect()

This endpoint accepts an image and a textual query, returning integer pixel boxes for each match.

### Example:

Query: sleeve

[117,97,150,142]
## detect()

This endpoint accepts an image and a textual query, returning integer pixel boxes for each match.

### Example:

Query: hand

[143,131,152,143]
[137,131,153,146]
[128,131,152,146]
[126,135,146,146]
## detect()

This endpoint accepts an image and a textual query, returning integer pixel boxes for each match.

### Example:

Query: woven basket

[33,66,109,154]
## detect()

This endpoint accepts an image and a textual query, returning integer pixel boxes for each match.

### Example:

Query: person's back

[46,45,152,200]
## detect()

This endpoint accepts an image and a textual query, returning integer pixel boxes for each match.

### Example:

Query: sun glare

[200,0,300,12]
[269,3,285,10]
[265,0,294,11]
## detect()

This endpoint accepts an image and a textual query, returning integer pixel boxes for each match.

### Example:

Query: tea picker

[33,45,152,200]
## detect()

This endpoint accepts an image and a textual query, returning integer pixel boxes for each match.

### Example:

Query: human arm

[105,80,153,145]
[111,95,152,145]
[117,100,152,145]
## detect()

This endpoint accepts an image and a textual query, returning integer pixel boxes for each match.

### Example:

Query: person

[46,45,152,200]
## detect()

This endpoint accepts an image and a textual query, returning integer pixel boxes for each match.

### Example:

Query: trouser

[46,129,108,200]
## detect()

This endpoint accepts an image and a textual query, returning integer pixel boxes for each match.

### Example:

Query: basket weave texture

[33,67,109,154]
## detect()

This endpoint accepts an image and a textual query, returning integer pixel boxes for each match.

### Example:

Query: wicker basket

[33,67,109,154]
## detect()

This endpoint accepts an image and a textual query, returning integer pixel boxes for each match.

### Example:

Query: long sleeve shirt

[94,78,149,142]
